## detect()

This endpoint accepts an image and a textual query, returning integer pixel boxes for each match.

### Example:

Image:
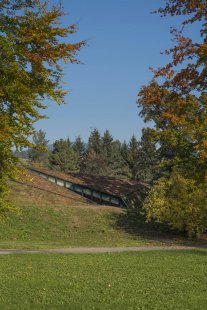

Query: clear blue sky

[36,0,200,143]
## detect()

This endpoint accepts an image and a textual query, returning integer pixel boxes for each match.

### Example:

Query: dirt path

[0,246,205,255]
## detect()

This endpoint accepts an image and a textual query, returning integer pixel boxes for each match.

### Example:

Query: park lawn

[0,204,170,249]
[0,250,206,309]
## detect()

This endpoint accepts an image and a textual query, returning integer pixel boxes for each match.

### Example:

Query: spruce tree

[128,135,139,180]
[49,139,79,173]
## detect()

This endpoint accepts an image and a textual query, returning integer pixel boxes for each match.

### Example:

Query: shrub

[144,168,207,238]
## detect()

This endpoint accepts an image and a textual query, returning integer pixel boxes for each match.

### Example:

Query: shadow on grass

[112,209,177,240]
[111,208,207,248]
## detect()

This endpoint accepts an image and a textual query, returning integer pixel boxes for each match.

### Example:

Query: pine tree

[137,128,159,183]
[73,136,85,158]
[88,128,102,154]
[102,129,113,159]
[49,139,79,173]
[128,135,139,180]
[81,129,105,175]
[110,140,131,178]
[73,136,86,171]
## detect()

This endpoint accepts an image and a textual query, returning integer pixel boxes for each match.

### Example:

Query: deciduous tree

[137,0,207,236]
[28,129,49,166]
[0,0,85,215]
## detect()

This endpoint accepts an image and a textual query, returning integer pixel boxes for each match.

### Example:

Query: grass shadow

[111,208,207,247]
[114,208,178,240]
[113,208,202,245]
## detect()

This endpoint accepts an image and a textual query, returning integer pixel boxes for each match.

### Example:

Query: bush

[144,168,207,238]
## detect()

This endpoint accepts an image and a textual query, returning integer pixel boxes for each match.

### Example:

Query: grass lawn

[0,250,206,309]
[0,204,170,249]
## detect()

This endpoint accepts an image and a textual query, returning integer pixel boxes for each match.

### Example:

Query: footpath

[0,246,205,254]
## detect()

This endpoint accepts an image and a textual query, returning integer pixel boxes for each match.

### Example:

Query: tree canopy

[0,0,86,216]
[137,0,207,237]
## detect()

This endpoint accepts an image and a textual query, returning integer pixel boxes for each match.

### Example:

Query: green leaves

[144,168,207,237]
[0,0,85,215]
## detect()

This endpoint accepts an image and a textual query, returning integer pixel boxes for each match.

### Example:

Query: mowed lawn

[0,250,206,309]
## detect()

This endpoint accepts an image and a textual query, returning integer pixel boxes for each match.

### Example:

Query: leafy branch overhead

[0,0,86,217]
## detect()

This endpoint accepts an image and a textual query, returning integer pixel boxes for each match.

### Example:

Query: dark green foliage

[81,128,106,175]
[137,128,160,183]
[73,136,85,158]
[49,139,79,173]
[102,129,114,159]
[110,140,131,178]
[128,135,139,179]
[48,128,159,187]
[88,128,102,154]
[72,135,86,171]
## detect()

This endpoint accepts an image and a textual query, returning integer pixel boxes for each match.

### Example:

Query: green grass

[0,250,206,309]
[0,204,168,249]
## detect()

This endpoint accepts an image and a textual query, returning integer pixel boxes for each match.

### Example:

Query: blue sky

[36,0,200,143]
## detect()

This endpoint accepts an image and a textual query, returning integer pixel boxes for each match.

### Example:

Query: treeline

[22,128,158,183]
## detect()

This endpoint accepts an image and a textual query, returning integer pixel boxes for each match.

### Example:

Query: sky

[36,0,200,143]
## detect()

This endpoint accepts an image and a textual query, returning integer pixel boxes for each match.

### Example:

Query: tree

[49,139,79,173]
[0,0,85,216]
[73,135,86,171]
[144,168,207,237]
[73,136,85,158]
[137,128,159,183]
[81,129,105,175]
[102,129,113,159]
[110,140,131,178]
[128,135,139,180]
[88,128,102,155]
[152,0,206,95]
[28,129,49,166]
[137,0,207,236]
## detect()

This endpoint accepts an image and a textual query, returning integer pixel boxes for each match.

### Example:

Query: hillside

[9,170,91,207]
[2,169,205,249]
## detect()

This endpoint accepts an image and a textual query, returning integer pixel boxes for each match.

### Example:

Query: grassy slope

[0,204,168,249]
[9,172,90,207]
[1,174,206,249]
[0,250,206,309]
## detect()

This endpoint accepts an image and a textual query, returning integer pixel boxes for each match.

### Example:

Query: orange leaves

[161,112,183,125]
[150,1,206,94]
[138,83,163,105]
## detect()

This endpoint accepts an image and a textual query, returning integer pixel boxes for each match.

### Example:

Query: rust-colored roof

[29,167,149,198]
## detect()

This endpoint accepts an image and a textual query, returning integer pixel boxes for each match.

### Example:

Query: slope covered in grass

[9,171,90,207]
[0,204,166,249]
[3,171,206,249]
[0,250,206,309]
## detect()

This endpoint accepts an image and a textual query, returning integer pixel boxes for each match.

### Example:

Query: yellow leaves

[167,70,174,79]
[198,43,207,60]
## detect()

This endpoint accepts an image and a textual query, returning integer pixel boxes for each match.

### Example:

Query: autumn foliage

[0,0,85,216]
[137,0,207,237]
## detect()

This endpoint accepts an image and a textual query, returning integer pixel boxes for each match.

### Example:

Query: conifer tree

[128,135,139,180]
[49,139,79,173]
[102,129,113,159]
[73,136,86,171]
